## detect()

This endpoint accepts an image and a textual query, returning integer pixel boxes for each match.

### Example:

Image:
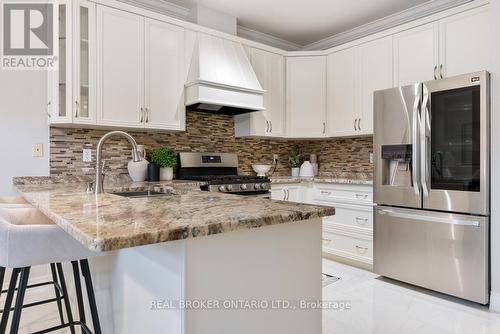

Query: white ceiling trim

[302,0,475,50]
[117,0,190,19]
[237,26,303,51]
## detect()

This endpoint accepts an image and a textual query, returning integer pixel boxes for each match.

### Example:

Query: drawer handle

[355,217,368,225]
[355,245,368,254]
[321,191,332,196]
[355,194,368,200]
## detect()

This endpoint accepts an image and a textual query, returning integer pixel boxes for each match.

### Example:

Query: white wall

[489,0,500,311]
[0,69,49,195]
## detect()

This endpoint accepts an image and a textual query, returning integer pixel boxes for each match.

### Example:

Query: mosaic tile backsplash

[50,112,373,178]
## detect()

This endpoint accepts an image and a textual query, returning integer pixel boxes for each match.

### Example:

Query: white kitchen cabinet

[235,47,285,137]
[439,6,490,78]
[144,19,185,130]
[49,0,96,125]
[73,0,96,125]
[271,184,302,202]
[327,47,357,137]
[96,5,144,128]
[393,22,439,86]
[286,56,327,138]
[357,37,393,135]
[327,36,392,137]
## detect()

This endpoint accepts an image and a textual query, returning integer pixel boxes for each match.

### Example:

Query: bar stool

[0,207,102,334]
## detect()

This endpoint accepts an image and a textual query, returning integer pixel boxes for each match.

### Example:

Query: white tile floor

[8,259,500,333]
[322,259,500,334]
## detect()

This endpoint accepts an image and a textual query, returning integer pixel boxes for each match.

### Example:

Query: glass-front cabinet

[49,0,95,125]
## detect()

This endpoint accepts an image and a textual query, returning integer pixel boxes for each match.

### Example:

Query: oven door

[421,71,489,215]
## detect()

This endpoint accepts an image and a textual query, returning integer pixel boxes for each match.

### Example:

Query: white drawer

[313,183,372,205]
[322,227,373,264]
[323,204,373,231]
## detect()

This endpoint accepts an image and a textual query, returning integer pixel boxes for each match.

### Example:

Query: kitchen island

[14,177,334,334]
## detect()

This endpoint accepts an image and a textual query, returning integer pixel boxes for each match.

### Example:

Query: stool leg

[71,261,86,325]
[10,267,30,334]
[56,263,75,334]
[0,267,5,299]
[0,268,20,333]
[80,260,102,334]
[50,264,65,326]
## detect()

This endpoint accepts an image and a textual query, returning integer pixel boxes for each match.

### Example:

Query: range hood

[185,33,265,115]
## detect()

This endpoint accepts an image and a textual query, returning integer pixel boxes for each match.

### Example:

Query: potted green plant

[150,147,177,181]
[288,150,302,177]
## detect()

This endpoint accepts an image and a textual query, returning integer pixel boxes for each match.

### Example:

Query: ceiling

[168,0,430,45]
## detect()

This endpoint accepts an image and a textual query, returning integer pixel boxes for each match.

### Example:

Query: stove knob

[260,183,268,190]
[226,185,233,191]
[219,185,227,192]
[240,184,248,190]
[254,184,260,190]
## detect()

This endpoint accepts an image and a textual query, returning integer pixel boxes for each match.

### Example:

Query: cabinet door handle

[355,217,368,225]
[145,108,149,123]
[46,101,52,118]
[74,101,79,118]
[355,194,368,200]
[270,121,273,133]
[433,65,438,80]
[358,118,361,131]
[322,122,326,134]
[282,189,286,201]
[266,121,269,133]
[439,64,444,79]
[354,118,357,131]
[140,108,144,123]
[286,189,289,201]
[322,238,332,246]
[355,245,368,254]
[320,191,331,196]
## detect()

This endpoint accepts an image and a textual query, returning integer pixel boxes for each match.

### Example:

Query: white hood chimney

[185,6,264,115]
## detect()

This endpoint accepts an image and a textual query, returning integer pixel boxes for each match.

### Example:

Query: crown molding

[302,0,476,50]
[117,0,190,20]
[237,25,303,51]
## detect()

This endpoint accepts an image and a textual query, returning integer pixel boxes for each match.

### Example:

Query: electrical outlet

[273,154,279,163]
[83,149,92,162]
[32,144,43,157]
[369,152,374,164]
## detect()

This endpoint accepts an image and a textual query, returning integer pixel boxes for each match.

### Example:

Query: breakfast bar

[13,177,334,334]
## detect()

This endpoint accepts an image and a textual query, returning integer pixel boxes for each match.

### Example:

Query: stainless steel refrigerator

[373,71,490,304]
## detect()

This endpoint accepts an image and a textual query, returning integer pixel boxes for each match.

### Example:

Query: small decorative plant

[151,147,177,168]
[288,150,302,168]
[150,147,176,181]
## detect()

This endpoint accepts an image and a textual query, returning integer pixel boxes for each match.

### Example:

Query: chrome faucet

[95,131,142,194]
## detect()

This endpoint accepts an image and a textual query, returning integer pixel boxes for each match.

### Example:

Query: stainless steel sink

[112,191,174,198]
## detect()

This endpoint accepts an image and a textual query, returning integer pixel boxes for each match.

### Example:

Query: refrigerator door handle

[376,209,480,227]
[421,85,430,198]
[412,91,421,196]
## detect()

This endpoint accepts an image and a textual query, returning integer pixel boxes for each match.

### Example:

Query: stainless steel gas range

[177,152,271,198]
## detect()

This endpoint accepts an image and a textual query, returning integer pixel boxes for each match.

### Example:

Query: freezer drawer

[374,206,489,304]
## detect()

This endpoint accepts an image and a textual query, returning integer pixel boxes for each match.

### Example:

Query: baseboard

[490,291,500,312]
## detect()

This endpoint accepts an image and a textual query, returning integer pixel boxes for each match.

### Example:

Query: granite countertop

[270,172,373,185]
[13,177,335,252]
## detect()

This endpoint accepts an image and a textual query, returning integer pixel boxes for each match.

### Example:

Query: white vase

[127,145,148,182]
[291,168,300,177]
[160,167,174,181]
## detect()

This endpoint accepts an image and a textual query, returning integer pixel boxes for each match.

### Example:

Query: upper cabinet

[49,0,96,125]
[286,56,327,138]
[439,6,490,78]
[235,47,286,137]
[393,22,439,86]
[327,36,393,137]
[96,5,144,128]
[394,5,489,85]
[50,3,186,131]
